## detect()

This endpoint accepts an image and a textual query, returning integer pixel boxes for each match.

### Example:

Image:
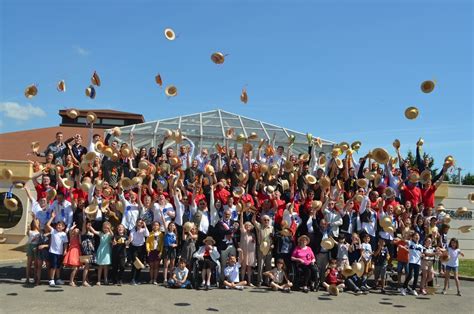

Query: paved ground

[0,263,473,313]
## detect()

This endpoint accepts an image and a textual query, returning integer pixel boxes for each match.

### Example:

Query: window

[0,192,23,229]
[101,119,125,126]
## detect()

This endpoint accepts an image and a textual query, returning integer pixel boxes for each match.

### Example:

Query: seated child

[167,258,191,289]
[223,255,247,290]
[263,258,293,293]
[322,259,345,293]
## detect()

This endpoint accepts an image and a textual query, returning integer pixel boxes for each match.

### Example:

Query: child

[35,228,50,285]
[394,231,411,293]
[442,238,464,296]
[359,233,373,290]
[223,254,247,290]
[322,259,345,293]
[373,238,389,293]
[163,221,178,285]
[263,258,293,292]
[146,221,164,285]
[26,218,40,284]
[81,219,96,287]
[168,258,191,288]
[129,218,150,285]
[63,222,81,286]
[89,221,113,285]
[111,224,128,285]
[45,212,68,287]
[402,232,423,296]
[337,234,350,269]
[419,236,436,295]
[348,233,361,264]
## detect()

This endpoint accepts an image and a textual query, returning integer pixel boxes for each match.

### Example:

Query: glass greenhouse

[108,109,335,155]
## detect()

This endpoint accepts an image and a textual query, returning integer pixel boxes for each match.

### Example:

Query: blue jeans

[168,279,191,288]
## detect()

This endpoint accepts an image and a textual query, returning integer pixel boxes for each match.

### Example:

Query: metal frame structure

[108,109,335,155]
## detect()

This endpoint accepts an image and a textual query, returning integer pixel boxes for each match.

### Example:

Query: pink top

[291,246,315,266]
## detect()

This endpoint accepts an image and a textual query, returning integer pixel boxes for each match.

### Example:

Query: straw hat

[356,178,367,189]
[111,127,121,137]
[120,147,131,157]
[80,182,92,193]
[183,222,195,233]
[331,147,342,158]
[95,141,105,152]
[152,73,163,87]
[24,84,38,98]
[409,172,420,184]
[86,111,97,124]
[131,176,143,187]
[13,181,24,189]
[203,236,216,245]
[310,200,322,211]
[280,179,290,192]
[164,28,176,40]
[468,192,474,204]
[102,187,113,198]
[259,163,269,174]
[85,85,96,99]
[339,142,350,151]
[265,145,275,157]
[299,153,310,163]
[57,80,66,92]
[439,252,449,264]
[383,225,395,234]
[260,241,271,255]
[269,164,279,176]
[173,129,183,143]
[420,80,435,93]
[248,132,258,140]
[243,143,253,153]
[2,169,13,180]
[85,202,98,219]
[65,108,79,119]
[404,106,419,120]
[342,265,354,278]
[436,204,446,212]
[240,88,248,104]
[352,261,364,277]
[379,216,392,228]
[390,157,399,167]
[314,137,322,148]
[288,134,296,146]
[305,174,317,185]
[4,197,18,212]
[91,71,101,86]
[283,160,293,173]
[232,186,244,198]
[457,225,472,233]
[297,235,310,244]
[165,85,178,97]
[225,128,235,139]
[319,176,331,189]
[102,147,113,158]
[264,185,275,195]
[355,194,364,204]
[374,174,382,187]
[211,52,225,64]
[61,177,74,189]
[420,169,432,184]
[138,160,149,170]
[372,148,390,164]
[365,172,376,181]
[115,200,124,213]
[318,155,327,166]
[351,141,362,151]
[120,177,133,190]
[237,172,247,183]
[334,157,343,169]
[279,228,293,237]
[169,156,180,167]
[236,133,246,143]
[328,284,339,296]
[393,139,401,149]
[384,187,396,199]
[79,255,92,264]
[443,214,451,224]
[46,188,57,200]
[133,257,145,270]
[83,151,96,162]
[320,237,336,250]
[205,164,215,175]
[29,140,40,154]
[444,155,455,167]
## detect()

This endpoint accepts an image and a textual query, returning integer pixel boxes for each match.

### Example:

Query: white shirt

[224,262,241,283]
[446,247,461,267]
[361,242,372,261]
[49,229,68,255]
[120,194,141,231]
[130,227,150,246]
[31,200,50,230]
[153,202,176,231]
[49,200,73,230]
[407,240,423,265]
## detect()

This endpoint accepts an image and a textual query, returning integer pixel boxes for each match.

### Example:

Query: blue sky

[1,0,472,173]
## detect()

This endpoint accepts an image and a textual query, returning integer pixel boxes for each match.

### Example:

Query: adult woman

[193,236,220,290]
[291,235,318,292]
[239,210,256,286]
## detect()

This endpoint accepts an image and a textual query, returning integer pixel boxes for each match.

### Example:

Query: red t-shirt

[421,185,437,209]
[402,185,422,208]
[326,268,339,285]
[214,187,231,205]
[383,199,400,211]
[274,199,287,225]
[35,184,48,201]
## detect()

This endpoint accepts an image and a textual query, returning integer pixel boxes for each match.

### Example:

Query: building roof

[112,109,335,154]
[58,109,144,120]
[0,126,93,161]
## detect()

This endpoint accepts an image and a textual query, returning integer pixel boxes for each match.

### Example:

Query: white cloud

[0,102,46,121]
[73,45,90,56]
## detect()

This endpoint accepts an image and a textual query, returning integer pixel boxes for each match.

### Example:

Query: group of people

[20,123,466,297]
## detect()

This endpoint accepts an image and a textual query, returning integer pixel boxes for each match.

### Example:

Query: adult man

[214,209,239,279]
[65,134,88,163]
[195,148,210,172]
[49,191,73,231]
[252,212,274,286]
[35,132,67,165]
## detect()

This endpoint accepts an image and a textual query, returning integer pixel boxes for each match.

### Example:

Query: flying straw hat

[374,174,382,187]
[443,214,451,224]
[264,185,275,195]
[404,106,419,120]
[120,177,133,190]
[85,85,96,99]
[456,206,468,215]
[24,84,38,98]
[379,216,392,229]
[372,148,390,164]
[331,147,342,158]
[203,236,216,245]
[457,225,472,233]
[169,156,180,166]
[352,261,364,277]
[13,181,25,189]
[356,178,368,189]
[318,154,327,166]
[95,141,105,152]
[279,228,293,237]
[420,169,432,184]
[86,111,97,124]
[299,153,310,162]
[240,88,248,104]
[31,141,40,153]
[328,284,339,296]
[91,71,101,86]
[61,177,74,189]
[226,128,235,139]
[283,160,293,173]
[94,178,104,189]
[384,187,396,199]
[66,109,79,119]
[243,143,253,153]
[444,155,455,166]
[165,85,178,97]
[267,164,278,177]
[383,225,395,234]
[365,172,376,181]
[339,142,350,151]
[306,133,313,144]
[164,28,176,40]
[342,265,354,278]
[2,169,13,180]
[155,74,163,87]
[355,194,364,204]
[138,160,149,170]
[334,157,343,169]
[320,237,336,250]
[102,147,113,158]
[390,156,399,167]
[4,197,18,212]
[319,176,331,189]
[351,141,362,151]
[236,133,246,143]
[314,137,322,148]
[247,132,258,140]
[288,134,296,146]
[393,139,401,149]
[420,80,435,93]
[111,127,122,137]
[211,52,225,64]
[120,147,131,157]
[115,200,124,213]
[233,187,245,198]
[409,172,420,184]
[172,129,183,143]
[47,188,57,201]
[305,174,317,185]
[468,192,474,204]
[56,80,66,92]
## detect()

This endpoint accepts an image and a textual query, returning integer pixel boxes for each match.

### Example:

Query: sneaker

[356,290,364,295]
[130,280,137,286]
[283,287,291,293]
[400,288,406,296]
[235,285,244,290]
[302,286,309,293]
[457,291,462,296]
[153,281,158,285]
[55,279,65,285]
[442,290,447,295]
[83,281,91,287]
[96,282,101,286]
[412,290,418,296]
[49,280,55,287]
[381,288,386,294]
[421,289,427,295]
